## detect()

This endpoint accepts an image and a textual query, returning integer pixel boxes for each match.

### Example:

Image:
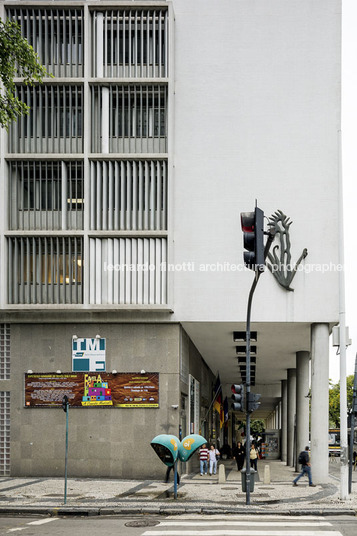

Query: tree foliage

[0,18,49,129]
[251,419,265,436]
[329,375,354,427]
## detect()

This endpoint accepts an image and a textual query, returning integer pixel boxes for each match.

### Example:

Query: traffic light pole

[62,396,69,505]
[173,460,178,499]
[244,230,275,506]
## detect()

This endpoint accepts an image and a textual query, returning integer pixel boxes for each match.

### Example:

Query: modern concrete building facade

[0,0,341,481]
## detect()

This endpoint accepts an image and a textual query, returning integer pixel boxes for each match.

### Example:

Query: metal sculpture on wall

[267,210,308,291]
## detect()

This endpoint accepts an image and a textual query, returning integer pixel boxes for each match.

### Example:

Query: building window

[91,85,167,153]
[93,9,168,78]
[7,7,83,77]
[9,161,84,231]
[111,86,166,138]
[8,237,83,304]
[9,85,83,154]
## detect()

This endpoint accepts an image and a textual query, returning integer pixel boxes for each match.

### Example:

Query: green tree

[329,375,354,427]
[251,419,265,436]
[0,18,49,129]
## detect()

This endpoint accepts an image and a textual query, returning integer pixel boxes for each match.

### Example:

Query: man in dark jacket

[232,441,245,471]
[293,446,316,487]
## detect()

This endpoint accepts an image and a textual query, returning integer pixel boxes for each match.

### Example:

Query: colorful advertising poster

[72,337,106,372]
[24,372,159,408]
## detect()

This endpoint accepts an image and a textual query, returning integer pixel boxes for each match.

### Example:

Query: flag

[213,375,221,413]
[219,404,224,429]
[223,396,229,423]
[213,375,224,428]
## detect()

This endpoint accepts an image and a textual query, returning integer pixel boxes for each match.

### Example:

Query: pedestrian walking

[208,444,220,475]
[198,443,209,475]
[249,443,259,471]
[232,441,245,471]
[293,446,316,487]
[164,465,180,484]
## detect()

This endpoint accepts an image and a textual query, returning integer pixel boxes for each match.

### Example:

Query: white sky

[329,0,357,383]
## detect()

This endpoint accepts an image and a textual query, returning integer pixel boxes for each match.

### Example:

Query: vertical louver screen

[7,7,83,77]
[4,5,170,308]
[89,237,167,305]
[9,85,83,153]
[9,161,84,231]
[92,9,168,78]
[8,237,83,304]
[90,160,167,230]
[91,85,167,153]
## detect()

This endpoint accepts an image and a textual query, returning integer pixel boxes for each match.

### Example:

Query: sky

[329,0,357,383]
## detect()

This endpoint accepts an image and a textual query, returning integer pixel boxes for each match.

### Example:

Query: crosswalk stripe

[165,516,328,521]
[159,521,332,527]
[142,531,342,536]
[6,517,59,533]
[27,518,60,526]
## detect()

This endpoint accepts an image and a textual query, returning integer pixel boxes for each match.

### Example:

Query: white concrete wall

[170,0,341,323]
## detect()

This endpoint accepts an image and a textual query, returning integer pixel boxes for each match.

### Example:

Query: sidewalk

[0,459,356,517]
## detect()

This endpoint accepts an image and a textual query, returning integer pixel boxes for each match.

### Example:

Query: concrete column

[295,351,310,470]
[311,323,330,483]
[276,405,280,428]
[281,380,287,463]
[287,369,296,467]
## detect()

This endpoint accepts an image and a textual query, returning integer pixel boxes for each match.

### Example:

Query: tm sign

[72,337,106,372]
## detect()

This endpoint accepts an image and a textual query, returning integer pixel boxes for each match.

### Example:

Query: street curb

[0,506,356,517]
[287,509,357,517]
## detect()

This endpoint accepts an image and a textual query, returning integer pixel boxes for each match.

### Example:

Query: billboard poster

[24,372,159,408]
[72,337,106,372]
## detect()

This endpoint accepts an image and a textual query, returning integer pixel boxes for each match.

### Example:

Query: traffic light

[247,392,261,413]
[352,396,357,415]
[240,207,265,271]
[231,384,245,412]
[62,395,69,413]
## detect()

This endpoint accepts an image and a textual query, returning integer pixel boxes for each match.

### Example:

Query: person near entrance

[233,441,245,471]
[293,446,316,487]
[165,465,180,485]
[249,443,259,471]
[198,443,209,475]
[208,444,220,475]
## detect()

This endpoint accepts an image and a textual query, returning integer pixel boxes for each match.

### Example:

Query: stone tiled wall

[9,322,184,479]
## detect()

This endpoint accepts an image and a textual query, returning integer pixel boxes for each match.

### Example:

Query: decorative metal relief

[267,210,308,291]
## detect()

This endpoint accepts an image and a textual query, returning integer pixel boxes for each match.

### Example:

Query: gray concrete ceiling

[182,321,312,419]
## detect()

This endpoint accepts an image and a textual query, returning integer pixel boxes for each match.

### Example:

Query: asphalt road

[0,515,356,536]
